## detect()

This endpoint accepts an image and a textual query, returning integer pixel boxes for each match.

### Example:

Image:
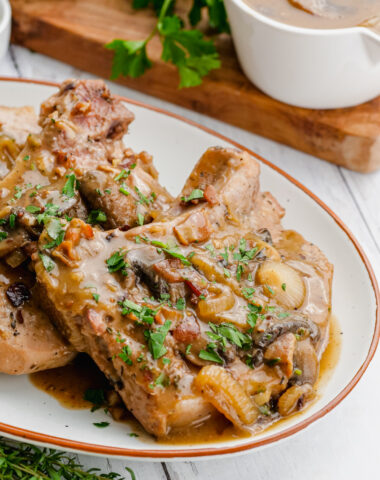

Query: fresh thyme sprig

[106,0,228,88]
[0,437,135,480]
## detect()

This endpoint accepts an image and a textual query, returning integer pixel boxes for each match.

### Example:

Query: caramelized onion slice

[194,365,259,427]
[256,261,305,309]
[196,284,235,321]
[277,383,315,416]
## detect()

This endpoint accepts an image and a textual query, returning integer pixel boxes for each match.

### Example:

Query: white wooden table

[1,44,380,480]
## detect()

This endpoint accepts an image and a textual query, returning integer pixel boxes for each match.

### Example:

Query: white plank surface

[1,45,380,480]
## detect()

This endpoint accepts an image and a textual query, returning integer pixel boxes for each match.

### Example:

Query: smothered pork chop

[31,146,332,437]
[0,80,172,375]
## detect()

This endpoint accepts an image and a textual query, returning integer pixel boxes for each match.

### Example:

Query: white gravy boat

[225,0,380,109]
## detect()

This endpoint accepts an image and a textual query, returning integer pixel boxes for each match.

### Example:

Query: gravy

[245,0,380,32]
[30,315,341,445]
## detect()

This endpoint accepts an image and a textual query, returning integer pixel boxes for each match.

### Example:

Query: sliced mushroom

[253,317,320,348]
[127,246,169,298]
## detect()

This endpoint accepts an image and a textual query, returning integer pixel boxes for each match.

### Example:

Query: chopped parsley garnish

[119,299,157,325]
[106,249,129,274]
[8,213,15,229]
[62,173,77,198]
[265,357,281,367]
[175,297,185,310]
[92,293,100,303]
[93,422,110,428]
[220,247,229,264]
[25,205,41,213]
[258,405,271,416]
[223,268,231,278]
[208,322,252,349]
[145,320,171,359]
[204,243,215,257]
[23,155,30,161]
[294,368,302,376]
[155,371,169,387]
[114,169,130,182]
[135,186,152,205]
[84,388,105,411]
[242,287,255,299]
[14,186,22,199]
[87,210,107,225]
[39,253,56,272]
[105,188,111,194]
[281,283,287,291]
[266,285,275,295]
[247,303,261,329]
[162,357,171,365]
[119,344,133,365]
[233,239,258,281]
[149,239,191,266]
[44,217,65,248]
[0,231,8,241]
[181,188,204,203]
[185,344,192,354]
[119,184,130,196]
[36,203,61,224]
[199,348,223,364]
[137,213,144,226]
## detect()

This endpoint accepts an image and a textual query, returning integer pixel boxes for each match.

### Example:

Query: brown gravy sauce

[29,315,341,445]
[245,0,380,32]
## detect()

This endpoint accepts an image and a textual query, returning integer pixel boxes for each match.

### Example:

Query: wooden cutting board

[10,0,380,172]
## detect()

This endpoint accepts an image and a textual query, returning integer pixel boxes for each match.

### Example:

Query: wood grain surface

[9,0,380,172]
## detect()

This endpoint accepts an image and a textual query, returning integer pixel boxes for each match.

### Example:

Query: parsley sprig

[106,0,222,88]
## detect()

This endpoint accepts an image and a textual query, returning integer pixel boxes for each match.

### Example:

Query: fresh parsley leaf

[146,320,171,359]
[119,299,157,324]
[92,293,100,303]
[137,213,145,226]
[119,344,133,365]
[0,231,7,241]
[149,239,191,266]
[106,0,220,88]
[175,297,185,310]
[106,39,152,80]
[93,421,110,428]
[8,213,15,229]
[84,388,105,411]
[119,184,130,196]
[189,0,230,33]
[181,188,204,203]
[39,253,56,272]
[199,348,223,364]
[159,15,220,88]
[155,371,170,387]
[44,217,65,248]
[87,210,107,225]
[25,205,41,213]
[135,186,152,205]
[62,173,77,198]
[106,249,129,274]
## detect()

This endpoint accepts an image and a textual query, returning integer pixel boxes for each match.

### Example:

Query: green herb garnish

[106,0,221,88]
[62,173,77,198]
[87,210,107,225]
[181,188,204,203]
[145,320,171,359]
